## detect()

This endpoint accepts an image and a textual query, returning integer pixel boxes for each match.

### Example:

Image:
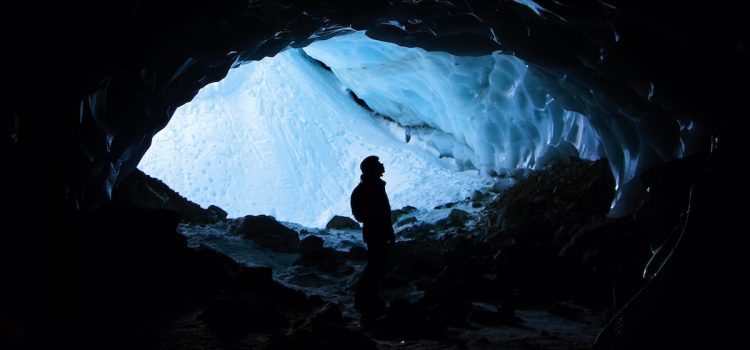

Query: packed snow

[140,32,607,227]
[140,49,490,227]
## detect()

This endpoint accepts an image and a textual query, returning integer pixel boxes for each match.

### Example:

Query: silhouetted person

[351,155,396,326]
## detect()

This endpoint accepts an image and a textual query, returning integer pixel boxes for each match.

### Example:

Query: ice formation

[140,32,608,227]
[303,32,602,175]
[139,49,489,227]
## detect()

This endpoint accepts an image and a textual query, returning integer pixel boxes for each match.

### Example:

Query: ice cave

[3,1,744,349]
[139,31,605,227]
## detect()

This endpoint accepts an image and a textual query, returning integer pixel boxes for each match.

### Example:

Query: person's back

[351,155,395,326]
[352,174,394,245]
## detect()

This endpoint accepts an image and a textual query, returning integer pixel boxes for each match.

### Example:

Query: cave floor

[135,236,608,350]
[140,299,606,349]
[133,180,612,349]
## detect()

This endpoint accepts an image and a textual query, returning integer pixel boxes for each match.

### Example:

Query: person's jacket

[353,175,395,244]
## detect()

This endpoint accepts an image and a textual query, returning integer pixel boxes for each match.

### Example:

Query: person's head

[360,155,385,177]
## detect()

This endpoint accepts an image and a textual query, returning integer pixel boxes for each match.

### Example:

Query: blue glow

[513,0,545,16]
[140,32,606,227]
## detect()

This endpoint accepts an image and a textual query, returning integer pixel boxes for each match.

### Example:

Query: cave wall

[5,1,745,319]
[8,0,745,212]
[3,1,746,346]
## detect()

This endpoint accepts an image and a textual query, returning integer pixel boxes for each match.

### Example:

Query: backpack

[350,184,366,222]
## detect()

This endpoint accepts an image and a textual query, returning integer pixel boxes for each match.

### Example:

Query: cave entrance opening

[138,32,601,228]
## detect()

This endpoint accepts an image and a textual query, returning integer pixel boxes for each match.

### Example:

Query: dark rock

[68,205,319,348]
[267,327,374,350]
[197,296,289,338]
[471,337,493,348]
[384,274,409,288]
[387,241,443,280]
[230,215,300,253]
[483,158,614,243]
[110,169,220,225]
[417,289,473,327]
[296,235,348,271]
[398,223,436,241]
[299,303,344,329]
[266,303,374,350]
[187,247,257,293]
[434,202,457,209]
[428,262,498,301]
[490,178,517,193]
[470,304,521,325]
[206,205,228,221]
[325,215,360,230]
[396,216,417,227]
[376,298,443,339]
[391,205,417,223]
[236,266,274,288]
[559,218,649,270]
[299,235,324,256]
[347,246,367,260]
[436,209,469,228]
[470,190,486,201]
[548,303,583,320]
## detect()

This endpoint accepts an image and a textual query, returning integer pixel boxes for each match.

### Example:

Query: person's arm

[385,200,396,245]
[379,184,396,245]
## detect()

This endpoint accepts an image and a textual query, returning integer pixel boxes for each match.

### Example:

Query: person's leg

[355,241,388,322]
[367,242,388,293]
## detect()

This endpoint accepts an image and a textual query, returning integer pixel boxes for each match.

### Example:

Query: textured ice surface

[141,32,615,227]
[304,32,695,216]
[304,32,602,175]
[139,49,490,227]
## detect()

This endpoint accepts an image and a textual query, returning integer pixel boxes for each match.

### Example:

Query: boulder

[325,215,360,230]
[436,209,469,228]
[396,216,417,227]
[231,215,300,253]
[207,205,228,221]
[391,205,417,223]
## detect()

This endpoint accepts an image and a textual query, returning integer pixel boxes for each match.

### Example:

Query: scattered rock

[300,302,343,328]
[325,215,360,230]
[549,303,583,320]
[266,303,374,350]
[391,205,417,223]
[347,246,367,260]
[397,216,418,227]
[483,158,614,243]
[299,235,325,256]
[111,169,221,225]
[197,295,289,338]
[376,298,443,339]
[296,235,349,271]
[436,209,469,228]
[230,215,300,253]
[470,190,487,201]
[206,205,228,221]
[490,178,517,193]
[434,202,457,209]
[398,223,436,241]
[470,304,522,325]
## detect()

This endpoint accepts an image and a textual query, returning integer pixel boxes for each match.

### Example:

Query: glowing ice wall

[304,32,602,175]
[139,49,489,227]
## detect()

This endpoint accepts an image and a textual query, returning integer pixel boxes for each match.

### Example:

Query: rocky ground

[62,156,696,349]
